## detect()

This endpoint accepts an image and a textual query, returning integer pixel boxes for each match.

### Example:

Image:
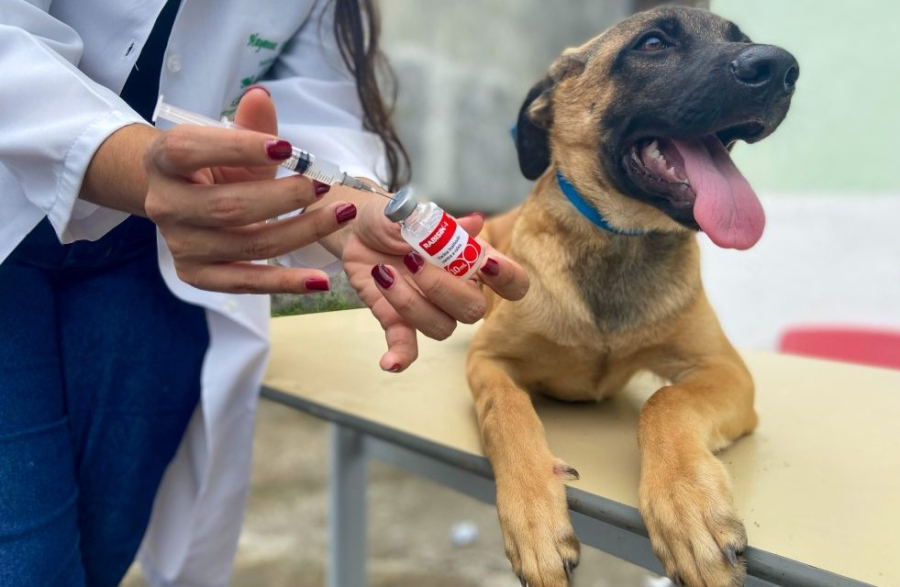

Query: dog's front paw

[640,455,747,587]
[495,467,580,587]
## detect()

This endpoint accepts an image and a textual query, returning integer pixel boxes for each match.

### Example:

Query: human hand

[143,88,358,293]
[342,199,529,372]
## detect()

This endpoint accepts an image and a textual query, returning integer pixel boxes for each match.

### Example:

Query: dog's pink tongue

[671,138,765,250]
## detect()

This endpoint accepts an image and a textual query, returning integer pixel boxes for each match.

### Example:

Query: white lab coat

[0,1,385,585]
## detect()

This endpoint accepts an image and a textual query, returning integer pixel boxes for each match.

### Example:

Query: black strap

[119,0,184,122]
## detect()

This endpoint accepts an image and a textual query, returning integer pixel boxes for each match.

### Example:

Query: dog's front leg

[640,350,758,587]
[467,347,580,587]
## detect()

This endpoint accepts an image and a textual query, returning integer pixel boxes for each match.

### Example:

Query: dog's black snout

[730,45,799,95]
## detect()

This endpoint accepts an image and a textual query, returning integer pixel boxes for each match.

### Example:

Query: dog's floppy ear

[515,52,586,180]
[514,78,554,180]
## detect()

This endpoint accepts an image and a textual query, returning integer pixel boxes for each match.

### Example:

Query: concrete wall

[380,0,631,212]
[376,2,900,351]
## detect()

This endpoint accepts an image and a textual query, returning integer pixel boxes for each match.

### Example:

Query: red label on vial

[419,212,482,276]
[420,216,455,254]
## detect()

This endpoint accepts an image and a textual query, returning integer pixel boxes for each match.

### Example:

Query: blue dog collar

[511,123,643,235]
[556,172,645,236]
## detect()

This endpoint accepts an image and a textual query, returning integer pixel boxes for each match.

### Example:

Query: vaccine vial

[384,187,484,280]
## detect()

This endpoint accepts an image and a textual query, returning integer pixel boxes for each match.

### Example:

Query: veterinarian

[0,1,528,585]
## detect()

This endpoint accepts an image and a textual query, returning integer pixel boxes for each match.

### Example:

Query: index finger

[146,125,289,176]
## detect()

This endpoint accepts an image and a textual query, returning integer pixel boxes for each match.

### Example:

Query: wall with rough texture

[380,0,631,213]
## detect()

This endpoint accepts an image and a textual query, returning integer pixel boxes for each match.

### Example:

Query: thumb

[234,85,278,136]
[457,212,485,238]
[355,199,407,254]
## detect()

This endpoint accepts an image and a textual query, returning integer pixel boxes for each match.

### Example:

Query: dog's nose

[730,45,799,95]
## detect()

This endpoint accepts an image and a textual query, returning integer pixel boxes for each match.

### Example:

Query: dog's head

[515,6,798,249]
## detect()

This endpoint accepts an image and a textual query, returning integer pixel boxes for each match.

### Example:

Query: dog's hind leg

[467,336,580,587]
[639,308,759,587]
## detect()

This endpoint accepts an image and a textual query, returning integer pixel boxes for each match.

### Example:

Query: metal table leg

[328,423,367,587]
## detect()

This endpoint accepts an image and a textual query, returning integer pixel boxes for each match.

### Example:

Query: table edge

[261,386,875,587]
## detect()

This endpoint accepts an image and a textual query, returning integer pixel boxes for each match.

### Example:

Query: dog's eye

[636,35,669,52]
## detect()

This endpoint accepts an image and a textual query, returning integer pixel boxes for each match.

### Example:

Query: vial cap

[383,186,417,222]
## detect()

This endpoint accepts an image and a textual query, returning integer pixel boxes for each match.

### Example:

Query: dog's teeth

[642,140,666,166]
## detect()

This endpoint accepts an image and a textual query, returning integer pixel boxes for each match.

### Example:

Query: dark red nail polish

[371,264,394,289]
[305,278,330,292]
[242,84,271,98]
[313,181,331,197]
[481,257,500,276]
[266,139,292,160]
[403,251,425,274]
[335,204,357,224]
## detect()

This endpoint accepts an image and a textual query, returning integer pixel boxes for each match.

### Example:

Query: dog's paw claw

[498,462,579,586]
[724,544,739,566]
[519,576,528,587]
[553,458,580,481]
[642,456,748,587]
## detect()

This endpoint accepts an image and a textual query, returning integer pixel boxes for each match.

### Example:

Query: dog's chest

[508,232,699,401]
[500,305,651,402]
[567,232,698,333]
[523,346,638,402]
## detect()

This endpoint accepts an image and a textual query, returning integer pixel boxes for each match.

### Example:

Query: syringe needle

[340,176,395,199]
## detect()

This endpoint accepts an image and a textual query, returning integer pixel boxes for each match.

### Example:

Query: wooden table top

[264,309,900,586]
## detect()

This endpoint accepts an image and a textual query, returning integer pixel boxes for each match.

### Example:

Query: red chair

[778,326,900,370]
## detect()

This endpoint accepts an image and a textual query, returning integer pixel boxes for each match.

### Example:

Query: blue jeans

[0,217,208,586]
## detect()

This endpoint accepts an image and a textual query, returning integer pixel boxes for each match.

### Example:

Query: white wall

[700,194,900,350]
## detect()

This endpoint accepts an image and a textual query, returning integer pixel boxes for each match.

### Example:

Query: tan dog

[466,6,798,587]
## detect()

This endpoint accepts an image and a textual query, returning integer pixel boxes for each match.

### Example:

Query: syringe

[152,97,391,198]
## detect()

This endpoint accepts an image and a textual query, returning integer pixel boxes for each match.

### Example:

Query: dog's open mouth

[624,123,767,250]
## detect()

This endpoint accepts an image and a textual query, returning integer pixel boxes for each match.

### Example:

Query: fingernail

[387,364,402,373]
[305,278,330,292]
[464,211,485,221]
[481,257,500,276]
[403,251,425,274]
[313,181,331,197]
[242,84,271,97]
[371,264,394,289]
[335,204,357,224]
[266,139,292,160]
